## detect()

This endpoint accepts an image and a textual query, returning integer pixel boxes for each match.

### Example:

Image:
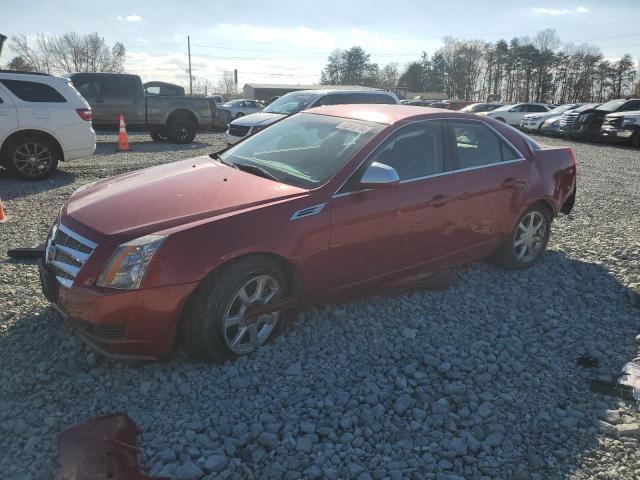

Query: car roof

[289,89,390,97]
[305,104,470,125]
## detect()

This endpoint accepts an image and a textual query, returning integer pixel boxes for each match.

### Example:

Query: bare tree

[217,71,237,97]
[380,63,400,90]
[9,32,125,74]
[5,55,36,71]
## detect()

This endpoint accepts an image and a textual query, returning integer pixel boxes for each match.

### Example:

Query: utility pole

[187,36,193,96]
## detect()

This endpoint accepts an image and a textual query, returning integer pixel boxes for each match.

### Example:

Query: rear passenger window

[528,105,548,112]
[367,121,445,181]
[0,80,66,103]
[451,122,519,169]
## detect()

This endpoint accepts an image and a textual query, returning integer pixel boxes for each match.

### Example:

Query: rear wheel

[5,136,59,180]
[493,204,551,270]
[184,256,289,362]
[167,116,197,144]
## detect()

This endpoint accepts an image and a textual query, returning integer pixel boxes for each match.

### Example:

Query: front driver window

[367,122,445,181]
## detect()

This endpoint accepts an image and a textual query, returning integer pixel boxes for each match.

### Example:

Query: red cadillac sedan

[39,105,577,361]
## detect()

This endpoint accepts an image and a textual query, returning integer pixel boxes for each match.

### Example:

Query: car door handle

[501,177,525,188]
[428,193,451,207]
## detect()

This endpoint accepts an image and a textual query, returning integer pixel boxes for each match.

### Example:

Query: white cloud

[533,6,590,16]
[215,24,334,48]
[117,14,143,22]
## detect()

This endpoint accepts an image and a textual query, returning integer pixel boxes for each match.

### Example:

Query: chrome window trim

[332,117,527,198]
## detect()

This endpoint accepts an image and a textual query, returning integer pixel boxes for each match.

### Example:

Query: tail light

[76,108,92,121]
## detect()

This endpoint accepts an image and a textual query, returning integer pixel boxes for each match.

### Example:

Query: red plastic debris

[55,413,168,480]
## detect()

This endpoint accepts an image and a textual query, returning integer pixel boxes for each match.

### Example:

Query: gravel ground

[0,132,639,480]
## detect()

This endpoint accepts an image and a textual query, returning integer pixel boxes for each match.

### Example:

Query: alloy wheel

[13,142,53,177]
[222,274,281,354]
[513,211,546,262]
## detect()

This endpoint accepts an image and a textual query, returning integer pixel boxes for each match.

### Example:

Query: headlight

[622,117,638,126]
[96,234,166,290]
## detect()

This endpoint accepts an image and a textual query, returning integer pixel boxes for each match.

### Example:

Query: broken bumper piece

[55,413,168,480]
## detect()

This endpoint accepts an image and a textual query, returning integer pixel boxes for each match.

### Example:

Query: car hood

[63,156,306,239]
[542,115,562,124]
[231,112,286,127]
[605,110,640,119]
[523,112,557,120]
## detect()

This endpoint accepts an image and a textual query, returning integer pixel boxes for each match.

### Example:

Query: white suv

[0,71,96,180]
[479,102,552,127]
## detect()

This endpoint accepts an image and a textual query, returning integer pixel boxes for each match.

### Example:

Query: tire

[149,128,169,142]
[4,135,59,180]
[167,116,197,144]
[235,112,244,119]
[631,130,640,148]
[183,256,290,362]
[493,204,552,270]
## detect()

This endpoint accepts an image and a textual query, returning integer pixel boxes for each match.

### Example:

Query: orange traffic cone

[118,114,130,151]
[0,196,6,223]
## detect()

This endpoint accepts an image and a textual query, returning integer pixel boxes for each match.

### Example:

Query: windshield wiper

[210,152,238,169]
[235,163,280,182]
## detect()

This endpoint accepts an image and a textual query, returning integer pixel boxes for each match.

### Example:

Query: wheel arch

[0,129,65,164]
[528,198,556,219]
[174,251,301,345]
[166,108,199,128]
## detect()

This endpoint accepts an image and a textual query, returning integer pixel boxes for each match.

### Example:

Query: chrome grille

[560,111,579,129]
[228,124,251,137]
[45,223,97,288]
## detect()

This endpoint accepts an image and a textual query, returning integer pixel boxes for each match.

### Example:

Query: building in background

[243,83,381,101]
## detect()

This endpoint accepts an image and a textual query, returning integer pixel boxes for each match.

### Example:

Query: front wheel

[5,136,59,180]
[493,204,551,270]
[184,257,289,362]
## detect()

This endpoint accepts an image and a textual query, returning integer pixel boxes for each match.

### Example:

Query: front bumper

[520,119,543,132]
[600,125,638,143]
[38,260,197,360]
[225,131,245,145]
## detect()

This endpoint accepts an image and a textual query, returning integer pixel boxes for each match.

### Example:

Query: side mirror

[359,162,400,189]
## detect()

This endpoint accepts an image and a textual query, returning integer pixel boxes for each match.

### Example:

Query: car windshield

[263,92,319,115]
[492,104,516,112]
[219,113,384,188]
[548,104,577,114]
[596,99,626,112]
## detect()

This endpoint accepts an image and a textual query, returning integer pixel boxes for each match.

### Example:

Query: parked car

[459,102,506,113]
[143,81,185,96]
[599,110,640,147]
[70,72,217,144]
[443,100,476,110]
[520,104,583,132]
[561,98,640,142]
[0,70,95,180]
[218,99,263,121]
[225,89,399,145]
[401,99,435,107]
[479,103,553,127]
[558,103,600,136]
[38,104,576,361]
[539,115,563,136]
[206,95,223,106]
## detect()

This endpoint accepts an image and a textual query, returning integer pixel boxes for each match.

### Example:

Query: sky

[2,0,639,91]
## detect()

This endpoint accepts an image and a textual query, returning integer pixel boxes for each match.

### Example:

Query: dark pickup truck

[561,98,640,141]
[70,73,217,143]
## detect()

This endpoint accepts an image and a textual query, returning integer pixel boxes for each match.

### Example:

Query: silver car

[219,99,264,121]
[225,89,399,145]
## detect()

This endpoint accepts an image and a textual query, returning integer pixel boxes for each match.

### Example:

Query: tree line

[321,29,640,103]
[3,32,125,74]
